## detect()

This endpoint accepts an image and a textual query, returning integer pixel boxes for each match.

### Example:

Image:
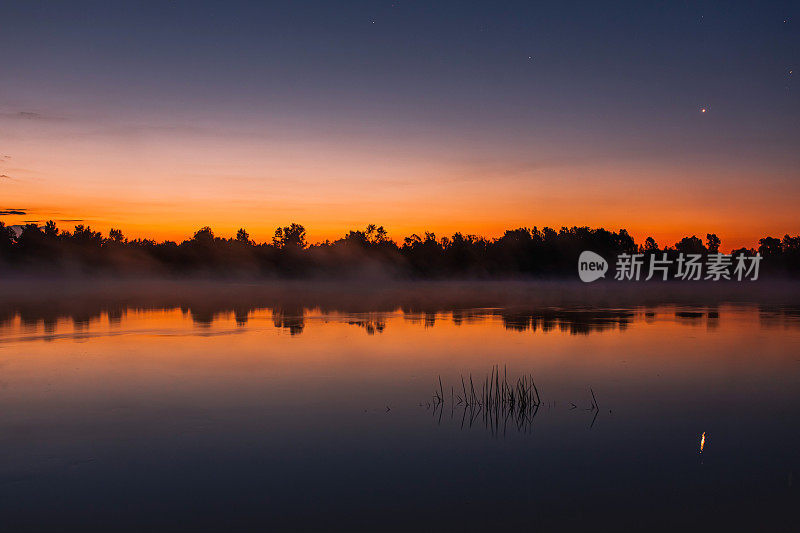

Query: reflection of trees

[400,308,438,328]
[2,297,798,339]
[12,307,103,332]
[189,308,215,327]
[759,305,800,329]
[234,308,250,326]
[498,309,632,335]
[346,319,386,335]
[451,309,485,326]
[343,312,388,335]
[272,307,305,335]
[107,307,123,325]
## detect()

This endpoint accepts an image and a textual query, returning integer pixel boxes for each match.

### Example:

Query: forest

[1,220,798,278]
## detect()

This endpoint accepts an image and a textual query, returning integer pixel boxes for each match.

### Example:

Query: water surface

[1,295,798,530]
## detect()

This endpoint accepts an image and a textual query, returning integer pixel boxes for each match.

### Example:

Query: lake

[0,281,798,531]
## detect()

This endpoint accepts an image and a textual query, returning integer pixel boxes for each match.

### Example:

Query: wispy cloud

[0,208,27,215]
[0,111,64,121]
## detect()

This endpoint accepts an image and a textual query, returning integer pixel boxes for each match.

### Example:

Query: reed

[430,365,542,435]
[426,368,603,433]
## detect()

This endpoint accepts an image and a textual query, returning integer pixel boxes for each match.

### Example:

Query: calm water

[1,297,799,531]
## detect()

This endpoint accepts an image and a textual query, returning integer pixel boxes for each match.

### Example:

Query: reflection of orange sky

[2,128,798,250]
[2,306,797,402]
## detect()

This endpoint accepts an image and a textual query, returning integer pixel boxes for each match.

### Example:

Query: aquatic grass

[428,367,602,433]
[430,365,542,435]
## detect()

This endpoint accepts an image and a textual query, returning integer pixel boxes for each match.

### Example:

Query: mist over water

[0,281,798,530]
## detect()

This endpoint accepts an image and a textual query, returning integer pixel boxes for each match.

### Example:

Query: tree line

[1,220,798,278]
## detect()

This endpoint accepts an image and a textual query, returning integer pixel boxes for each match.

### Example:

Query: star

[700,108,707,113]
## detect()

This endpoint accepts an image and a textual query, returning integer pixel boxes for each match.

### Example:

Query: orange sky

[1,119,797,251]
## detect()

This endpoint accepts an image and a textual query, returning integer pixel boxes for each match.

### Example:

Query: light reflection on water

[3,303,800,341]
[0,301,798,530]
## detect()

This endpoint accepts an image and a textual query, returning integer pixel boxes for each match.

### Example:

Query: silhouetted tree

[44,220,58,239]
[706,233,721,253]
[758,236,782,257]
[642,236,659,253]
[0,221,14,258]
[675,235,707,255]
[235,228,252,245]
[273,223,306,249]
[192,226,215,244]
[14,223,60,265]
[108,228,125,243]
[0,219,797,278]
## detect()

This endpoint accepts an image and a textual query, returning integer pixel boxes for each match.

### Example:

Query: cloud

[0,111,63,121]
[0,209,27,215]
[0,174,13,180]
[18,111,43,119]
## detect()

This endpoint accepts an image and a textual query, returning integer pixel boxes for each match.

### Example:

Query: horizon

[2,218,795,251]
[6,218,800,253]
[1,218,798,251]
[2,218,795,253]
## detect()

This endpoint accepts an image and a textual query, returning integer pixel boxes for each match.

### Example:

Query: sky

[1,0,798,249]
